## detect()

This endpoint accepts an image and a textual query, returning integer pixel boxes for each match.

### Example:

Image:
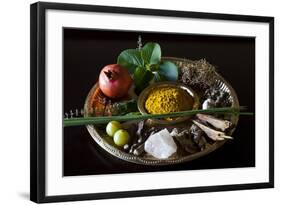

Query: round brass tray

[84,57,239,166]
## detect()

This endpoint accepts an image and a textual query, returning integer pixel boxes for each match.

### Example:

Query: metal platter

[84,57,240,166]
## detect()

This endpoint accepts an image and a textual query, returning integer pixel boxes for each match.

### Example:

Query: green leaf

[117,49,143,74]
[141,42,161,65]
[153,72,166,82]
[134,66,154,94]
[149,64,159,72]
[158,61,179,81]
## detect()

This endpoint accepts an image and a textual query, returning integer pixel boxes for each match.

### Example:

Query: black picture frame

[30,2,274,203]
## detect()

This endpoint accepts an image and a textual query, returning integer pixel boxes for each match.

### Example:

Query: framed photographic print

[30,2,274,203]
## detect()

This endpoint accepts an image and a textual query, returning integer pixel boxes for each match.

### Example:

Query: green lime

[106,121,121,137]
[113,129,130,146]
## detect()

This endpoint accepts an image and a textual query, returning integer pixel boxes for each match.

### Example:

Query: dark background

[63,28,255,176]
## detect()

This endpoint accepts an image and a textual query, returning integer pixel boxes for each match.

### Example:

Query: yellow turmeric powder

[145,86,193,115]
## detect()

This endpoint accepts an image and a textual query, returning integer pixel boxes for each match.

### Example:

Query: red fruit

[99,64,132,99]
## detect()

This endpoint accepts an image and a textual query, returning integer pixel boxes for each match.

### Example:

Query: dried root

[196,114,231,131]
[192,120,233,141]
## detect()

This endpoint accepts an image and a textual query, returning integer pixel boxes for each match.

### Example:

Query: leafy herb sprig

[117,42,178,93]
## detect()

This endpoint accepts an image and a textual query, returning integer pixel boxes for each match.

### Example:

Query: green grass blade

[64,107,253,127]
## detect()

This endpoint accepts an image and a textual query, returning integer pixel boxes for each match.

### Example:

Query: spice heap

[178,59,217,89]
[145,87,193,114]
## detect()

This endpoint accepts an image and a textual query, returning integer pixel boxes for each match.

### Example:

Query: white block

[144,129,177,159]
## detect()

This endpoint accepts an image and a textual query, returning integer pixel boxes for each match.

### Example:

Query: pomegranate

[99,64,133,99]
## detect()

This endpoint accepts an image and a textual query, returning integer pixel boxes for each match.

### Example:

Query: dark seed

[133,144,145,156]
[137,137,143,144]
[123,144,130,151]
[129,143,138,153]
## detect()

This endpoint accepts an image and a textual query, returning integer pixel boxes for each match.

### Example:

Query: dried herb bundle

[176,59,217,89]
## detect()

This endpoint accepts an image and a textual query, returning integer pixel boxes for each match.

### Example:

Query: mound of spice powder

[145,86,194,115]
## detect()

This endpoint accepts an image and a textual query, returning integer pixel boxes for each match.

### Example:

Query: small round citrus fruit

[113,129,130,146]
[106,121,121,137]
